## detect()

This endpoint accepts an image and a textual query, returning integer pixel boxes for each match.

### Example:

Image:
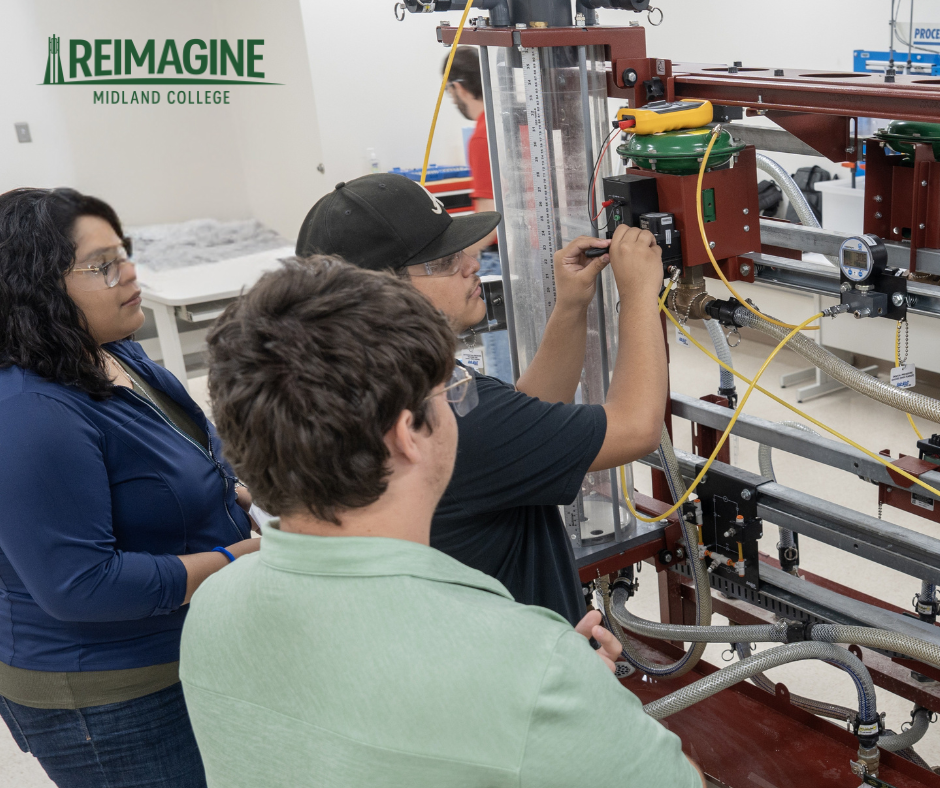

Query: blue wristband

[212,546,236,563]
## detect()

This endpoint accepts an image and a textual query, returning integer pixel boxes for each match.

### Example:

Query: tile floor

[3,323,940,784]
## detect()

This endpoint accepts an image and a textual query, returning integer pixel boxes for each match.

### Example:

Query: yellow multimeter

[616,99,714,135]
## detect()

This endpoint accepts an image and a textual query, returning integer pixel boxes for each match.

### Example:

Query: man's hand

[608,225,664,304]
[553,236,612,313]
[575,610,624,674]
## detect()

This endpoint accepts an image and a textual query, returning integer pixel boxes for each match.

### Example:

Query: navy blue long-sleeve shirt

[0,340,251,672]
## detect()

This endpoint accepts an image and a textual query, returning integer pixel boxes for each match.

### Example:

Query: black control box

[601,173,659,233]
[639,212,683,270]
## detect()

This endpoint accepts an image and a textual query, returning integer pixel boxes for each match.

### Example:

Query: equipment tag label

[675,326,691,348]
[891,364,916,388]
[458,349,485,374]
[912,492,935,511]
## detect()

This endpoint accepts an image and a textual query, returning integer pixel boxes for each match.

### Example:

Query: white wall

[299,0,474,189]
[1,0,327,238]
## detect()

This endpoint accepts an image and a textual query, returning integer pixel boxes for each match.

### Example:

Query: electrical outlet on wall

[14,123,31,143]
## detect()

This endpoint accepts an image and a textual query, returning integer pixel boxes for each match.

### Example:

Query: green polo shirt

[180,525,700,788]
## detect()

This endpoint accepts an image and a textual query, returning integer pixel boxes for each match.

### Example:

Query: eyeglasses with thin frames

[71,244,133,291]
[425,364,478,416]
[407,249,472,279]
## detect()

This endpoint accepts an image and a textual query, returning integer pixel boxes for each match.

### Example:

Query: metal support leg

[148,302,188,388]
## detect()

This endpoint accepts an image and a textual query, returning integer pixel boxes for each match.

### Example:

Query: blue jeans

[477,251,513,383]
[0,683,207,788]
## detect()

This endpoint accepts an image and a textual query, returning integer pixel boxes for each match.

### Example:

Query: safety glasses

[425,364,478,416]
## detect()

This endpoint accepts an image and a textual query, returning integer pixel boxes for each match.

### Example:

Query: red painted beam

[623,636,940,787]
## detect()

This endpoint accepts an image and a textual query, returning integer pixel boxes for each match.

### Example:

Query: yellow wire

[621,312,823,524]
[420,5,475,185]
[621,310,940,519]
[695,129,819,332]
[896,319,924,440]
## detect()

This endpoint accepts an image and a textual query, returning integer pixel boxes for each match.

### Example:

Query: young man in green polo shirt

[179,257,703,788]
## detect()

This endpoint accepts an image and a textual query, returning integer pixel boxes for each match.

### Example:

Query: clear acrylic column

[484,43,636,548]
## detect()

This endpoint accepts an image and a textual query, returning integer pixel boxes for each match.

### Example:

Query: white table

[137,246,295,388]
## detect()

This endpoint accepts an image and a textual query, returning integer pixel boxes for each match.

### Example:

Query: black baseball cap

[295,173,501,272]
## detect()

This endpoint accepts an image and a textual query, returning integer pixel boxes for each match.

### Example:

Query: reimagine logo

[43,34,278,105]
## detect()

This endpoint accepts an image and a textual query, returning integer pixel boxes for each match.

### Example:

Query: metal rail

[726,124,825,157]
[642,443,940,583]
[670,392,940,501]
[745,250,940,317]
[758,219,940,275]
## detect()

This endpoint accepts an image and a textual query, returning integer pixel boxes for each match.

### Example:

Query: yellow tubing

[623,312,824,524]
[420,4,475,185]
[896,319,924,440]
[695,129,819,332]
[625,310,940,511]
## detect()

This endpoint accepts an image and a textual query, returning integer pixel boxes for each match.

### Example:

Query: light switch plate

[14,123,31,143]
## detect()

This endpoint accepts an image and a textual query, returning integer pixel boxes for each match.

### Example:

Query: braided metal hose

[757,422,819,575]
[610,586,780,645]
[643,642,877,722]
[705,317,736,397]
[608,426,713,678]
[880,707,932,752]
[735,643,855,723]
[811,624,940,670]
[735,307,940,425]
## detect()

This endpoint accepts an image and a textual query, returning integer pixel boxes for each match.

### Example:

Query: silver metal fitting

[739,263,752,276]
[822,303,851,318]
[709,241,716,249]
[840,282,853,293]
[892,292,906,307]
[743,225,750,232]
[854,307,872,319]
[740,489,752,501]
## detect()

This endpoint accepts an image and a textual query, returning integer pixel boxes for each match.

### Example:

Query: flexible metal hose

[610,586,776,645]
[606,427,713,678]
[705,318,736,397]
[643,642,877,721]
[657,423,687,504]
[609,594,940,680]
[881,707,932,752]
[812,624,940,671]
[735,643,855,723]
[735,307,940,425]
[754,153,842,265]
[756,153,821,229]
[758,422,819,572]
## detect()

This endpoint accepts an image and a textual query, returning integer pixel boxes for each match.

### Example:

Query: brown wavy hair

[207,256,456,523]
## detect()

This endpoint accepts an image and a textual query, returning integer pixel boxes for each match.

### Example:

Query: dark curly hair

[0,188,130,399]
[207,256,456,524]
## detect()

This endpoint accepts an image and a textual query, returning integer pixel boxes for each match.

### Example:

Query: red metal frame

[864,142,940,271]
[436,21,940,784]
[622,633,940,787]
[622,146,760,272]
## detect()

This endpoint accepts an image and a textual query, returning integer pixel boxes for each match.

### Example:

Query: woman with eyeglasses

[0,188,259,787]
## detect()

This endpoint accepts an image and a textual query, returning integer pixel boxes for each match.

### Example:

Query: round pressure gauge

[839,235,887,283]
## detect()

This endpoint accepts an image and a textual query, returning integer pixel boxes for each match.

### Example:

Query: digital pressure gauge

[839,235,887,283]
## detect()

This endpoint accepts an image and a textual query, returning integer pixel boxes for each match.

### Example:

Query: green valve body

[874,120,940,165]
[617,127,745,175]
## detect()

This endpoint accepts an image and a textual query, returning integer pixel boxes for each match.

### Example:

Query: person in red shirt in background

[444,47,512,383]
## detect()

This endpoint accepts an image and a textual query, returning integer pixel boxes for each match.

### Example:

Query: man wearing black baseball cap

[297,173,667,626]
